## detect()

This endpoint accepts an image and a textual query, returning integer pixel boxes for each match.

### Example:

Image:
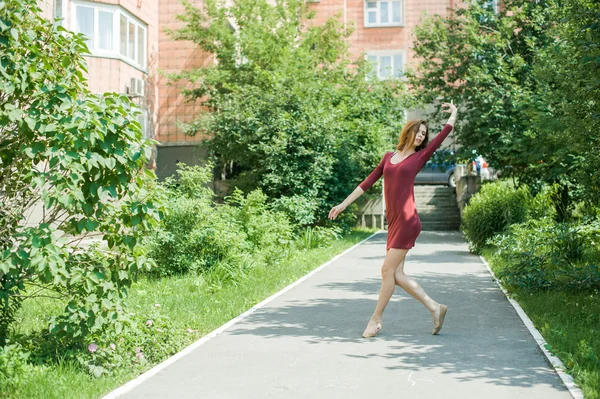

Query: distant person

[328,102,458,338]
[480,157,491,180]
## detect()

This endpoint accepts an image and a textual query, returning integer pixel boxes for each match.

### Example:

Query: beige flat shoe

[432,304,448,335]
[362,321,383,338]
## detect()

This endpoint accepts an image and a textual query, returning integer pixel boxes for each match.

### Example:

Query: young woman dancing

[328,102,458,338]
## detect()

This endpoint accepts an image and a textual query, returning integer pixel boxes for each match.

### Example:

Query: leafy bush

[490,218,600,291]
[223,188,294,260]
[0,342,41,396]
[461,181,533,253]
[270,195,318,229]
[0,0,164,343]
[147,164,294,278]
[73,305,188,377]
[147,164,250,277]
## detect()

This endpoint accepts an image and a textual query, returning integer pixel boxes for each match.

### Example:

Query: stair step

[421,220,461,225]
[416,199,457,203]
[413,187,455,191]
[421,225,460,231]
[419,215,462,222]
[416,205,460,210]
[415,200,457,206]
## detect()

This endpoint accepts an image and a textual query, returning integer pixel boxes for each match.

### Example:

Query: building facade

[40,0,459,178]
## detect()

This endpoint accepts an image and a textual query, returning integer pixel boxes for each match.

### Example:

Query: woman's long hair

[396,120,429,152]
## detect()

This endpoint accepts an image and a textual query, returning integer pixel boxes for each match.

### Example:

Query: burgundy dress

[359,124,454,250]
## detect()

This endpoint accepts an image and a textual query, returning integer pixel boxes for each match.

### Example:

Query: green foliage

[147,164,250,277]
[224,188,293,251]
[73,306,188,378]
[410,0,600,216]
[147,164,294,278]
[409,0,553,172]
[490,218,600,291]
[0,0,164,343]
[528,0,600,204]
[461,181,537,252]
[298,226,343,250]
[0,342,41,396]
[167,0,411,223]
[269,195,318,229]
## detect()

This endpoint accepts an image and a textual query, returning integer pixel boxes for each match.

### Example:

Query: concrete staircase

[413,185,461,231]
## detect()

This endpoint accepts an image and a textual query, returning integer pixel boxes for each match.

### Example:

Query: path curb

[101,230,383,399]
[478,255,584,399]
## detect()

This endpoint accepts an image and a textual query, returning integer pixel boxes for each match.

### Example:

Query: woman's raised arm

[417,102,457,163]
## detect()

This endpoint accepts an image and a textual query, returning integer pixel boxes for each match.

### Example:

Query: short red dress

[359,124,454,250]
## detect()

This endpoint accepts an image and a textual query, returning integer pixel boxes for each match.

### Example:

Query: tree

[527,0,600,215]
[168,0,412,223]
[0,0,164,343]
[409,0,599,219]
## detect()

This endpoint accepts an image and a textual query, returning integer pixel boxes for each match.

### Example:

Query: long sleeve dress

[358,124,454,250]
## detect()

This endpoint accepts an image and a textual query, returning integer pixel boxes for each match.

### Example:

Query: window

[98,11,113,51]
[365,1,403,27]
[72,2,147,70]
[53,0,66,25]
[483,0,500,13]
[75,6,94,48]
[366,51,404,80]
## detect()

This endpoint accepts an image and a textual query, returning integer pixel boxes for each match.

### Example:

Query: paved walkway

[118,231,570,399]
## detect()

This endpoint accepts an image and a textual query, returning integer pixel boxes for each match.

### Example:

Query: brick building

[39,0,466,179]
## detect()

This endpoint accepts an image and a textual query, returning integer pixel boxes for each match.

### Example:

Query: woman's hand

[328,204,345,220]
[441,101,457,114]
[442,101,457,126]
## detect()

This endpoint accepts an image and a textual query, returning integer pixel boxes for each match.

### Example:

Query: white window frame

[364,1,404,28]
[365,50,405,81]
[71,1,147,71]
[53,0,67,26]
[484,0,500,13]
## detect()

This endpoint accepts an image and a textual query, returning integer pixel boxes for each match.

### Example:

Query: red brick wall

[307,0,453,69]
[157,0,211,144]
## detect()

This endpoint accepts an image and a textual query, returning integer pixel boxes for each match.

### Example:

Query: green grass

[7,228,377,399]
[483,248,600,399]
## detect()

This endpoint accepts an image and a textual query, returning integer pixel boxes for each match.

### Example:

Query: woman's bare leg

[394,253,447,333]
[393,255,438,312]
[362,248,407,338]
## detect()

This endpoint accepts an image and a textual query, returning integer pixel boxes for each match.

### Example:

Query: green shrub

[223,188,295,266]
[147,165,294,278]
[0,342,41,395]
[490,218,600,291]
[527,184,557,220]
[0,0,165,344]
[270,195,318,229]
[147,164,251,277]
[73,305,188,378]
[461,181,532,253]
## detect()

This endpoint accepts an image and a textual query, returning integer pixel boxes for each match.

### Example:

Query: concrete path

[118,231,570,399]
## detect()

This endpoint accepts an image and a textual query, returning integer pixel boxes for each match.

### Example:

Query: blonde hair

[396,120,429,151]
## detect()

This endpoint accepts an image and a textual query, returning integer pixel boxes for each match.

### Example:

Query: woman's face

[414,124,427,147]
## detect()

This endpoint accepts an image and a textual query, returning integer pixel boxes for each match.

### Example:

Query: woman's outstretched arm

[328,153,387,220]
[328,186,365,220]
